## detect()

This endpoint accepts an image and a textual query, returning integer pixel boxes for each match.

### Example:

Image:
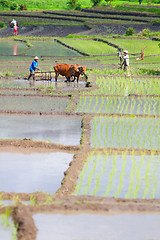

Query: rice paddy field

[0,9,160,240]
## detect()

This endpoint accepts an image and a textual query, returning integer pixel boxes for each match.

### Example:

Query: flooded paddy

[91,116,160,149]
[0,80,30,88]
[0,40,26,56]
[0,115,82,145]
[33,213,160,240]
[74,154,160,199]
[0,152,73,194]
[0,40,80,59]
[0,215,17,240]
[26,41,80,57]
[75,96,160,115]
[0,95,69,113]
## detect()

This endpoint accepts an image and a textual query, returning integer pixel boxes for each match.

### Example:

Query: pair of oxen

[54,63,87,83]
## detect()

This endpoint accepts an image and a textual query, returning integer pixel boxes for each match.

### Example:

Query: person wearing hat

[28,56,40,81]
[122,50,130,77]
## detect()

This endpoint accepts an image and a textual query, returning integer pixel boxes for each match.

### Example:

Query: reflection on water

[0,41,26,56]
[13,43,17,55]
[74,154,160,199]
[0,115,82,145]
[0,40,80,58]
[0,95,69,112]
[34,213,160,240]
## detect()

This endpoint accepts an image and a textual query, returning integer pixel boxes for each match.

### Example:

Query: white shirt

[123,54,129,66]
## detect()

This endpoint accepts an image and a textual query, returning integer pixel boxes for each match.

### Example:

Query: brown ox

[54,63,77,82]
[70,64,87,83]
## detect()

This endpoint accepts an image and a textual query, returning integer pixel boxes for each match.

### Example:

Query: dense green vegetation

[0,0,160,14]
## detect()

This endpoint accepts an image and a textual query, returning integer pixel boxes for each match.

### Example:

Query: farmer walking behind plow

[28,56,40,86]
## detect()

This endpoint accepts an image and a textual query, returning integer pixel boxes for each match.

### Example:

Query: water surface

[0,152,73,194]
[0,95,69,112]
[0,216,16,240]
[74,154,160,199]
[34,213,160,240]
[0,40,80,58]
[0,115,82,145]
[75,96,160,115]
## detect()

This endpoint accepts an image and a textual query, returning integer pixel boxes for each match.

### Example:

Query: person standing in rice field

[13,24,18,36]
[122,50,130,76]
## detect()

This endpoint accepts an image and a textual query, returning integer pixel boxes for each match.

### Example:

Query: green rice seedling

[61,38,117,56]
[30,195,36,206]
[142,155,152,199]
[86,97,92,113]
[125,154,136,199]
[0,194,3,206]
[115,154,126,198]
[80,96,87,113]
[103,153,118,197]
[0,208,17,240]
[12,195,20,206]
[97,96,103,113]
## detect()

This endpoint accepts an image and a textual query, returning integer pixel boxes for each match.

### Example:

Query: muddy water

[0,96,69,112]
[0,115,82,145]
[0,152,73,194]
[0,216,16,240]
[75,96,160,115]
[0,80,30,88]
[74,154,160,199]
[34,213,160,240]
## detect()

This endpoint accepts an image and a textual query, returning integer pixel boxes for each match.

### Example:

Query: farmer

[10,19,17,28]
[122,50,130,76]
[28,56,40,81]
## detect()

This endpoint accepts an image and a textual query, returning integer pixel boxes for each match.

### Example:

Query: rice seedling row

[91,116,160,149]
[87,76,160,95]
[75,96,160,115]
[74,153,160,199]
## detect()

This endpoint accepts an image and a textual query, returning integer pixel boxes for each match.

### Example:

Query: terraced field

[0,8,160,240]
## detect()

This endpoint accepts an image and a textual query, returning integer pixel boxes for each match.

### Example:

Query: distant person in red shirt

[13,24,18,36]
[136,48,146,61]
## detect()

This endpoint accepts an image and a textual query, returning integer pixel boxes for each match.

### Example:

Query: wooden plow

[34,71,55,81]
